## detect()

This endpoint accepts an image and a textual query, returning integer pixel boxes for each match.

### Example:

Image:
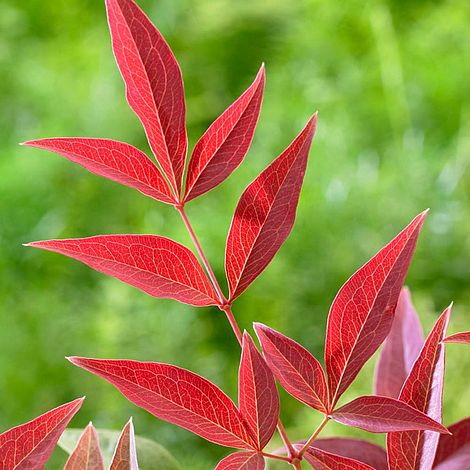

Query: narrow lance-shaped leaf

[105,0,187,193]
[225,115,317,300]
[215,452,265,470]
[0,397,83,470]
[22,138,174,204]
[325,210,428,408]
[331,395,450,434]
[374,287,424,398]
[110,419,139,470]
[239,332,279,450]
[296,445,375,470]
[253,323,328,413]
[26,235,219,307]
[443,331,470,345]
[387,305,452,470]
[184,65,265,202]
[64,423,104,470]
[68,357,256,450]
[433,417,470,470]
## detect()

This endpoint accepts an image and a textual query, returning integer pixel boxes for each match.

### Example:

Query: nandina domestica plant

[1,0,469,468]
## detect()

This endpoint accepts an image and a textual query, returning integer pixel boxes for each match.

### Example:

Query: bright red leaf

[301,446,375,470]
[0,397,83,470]
[105,0,187,194]
[433,417,470,470]
[387,305,452,470]
[325,210,428,408]
[253,323,328,413]
[331,395,450,433]
[225,115,317,300]
[110,419,139,470]
[374,287,424,398]
[68,357,256,450]
[443,331,470,345]
[215,452,265,470]
[26,235,219,307]
[239,332,279,450]
[22,138,174,204]
[184,65,265,202]
[64,423,104,470]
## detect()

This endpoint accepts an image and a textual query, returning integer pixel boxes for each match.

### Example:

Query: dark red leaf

[301,446,375,470]
[184,66,265,202]
[387,305,452,470]
[443,331,470,345]
[331,395,450,433]
[0,397,83,470]
[105,0,187,194]
[68,357,256,450]
[110,419,139,470]
[239,332,279,450]
[64,423,104,470]
[225,115,317,300]
[433,417,470,470]
[253,323,328,413]
[26,235,219,307]
[325,211,428,408]
[215,452,265,470]
[22,138,174,204]
[374,287,424,398]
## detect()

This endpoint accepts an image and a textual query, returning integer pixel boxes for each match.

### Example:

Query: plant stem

[297,415,330,458]
[292,462,302,470]
[261,452,290,462]
[222,305,243,345]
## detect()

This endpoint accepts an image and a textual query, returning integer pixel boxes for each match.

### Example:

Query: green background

[1,0,469,467]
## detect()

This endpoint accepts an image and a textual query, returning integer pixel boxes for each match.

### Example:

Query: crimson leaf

[300,446,375,470]
[215,452,265,470]
[443,331,470,345]
[64,423,104,470]
[109,419,139,470]
[433,417,470,470]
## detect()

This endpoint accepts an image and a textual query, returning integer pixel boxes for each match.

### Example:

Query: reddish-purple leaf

[26,235,218,307]
[301,446,375,470]
[443,331,470,345]
[68,357,256,450]
[239,332,279,450]
[110,419,139,470]
[325,211,428,408]
[64,423,104,470]
[184,65,265,202]
[374,287,424,398]
[0,397,83,470]
[433,418,470,470]
[22,138,174,204]
[105,0,187,194]
[253,323,328,413]
[215,452,265,470]
[331,395,450,434]
[387,305,452,470]
[225,115,317,300]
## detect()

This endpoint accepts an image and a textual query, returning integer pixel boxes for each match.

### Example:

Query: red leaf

[433,417,470,470]
[301,446,375,470]
[68,357,256,450]
[331,395,450,433]
[325,211,428,408]
[215,452,265,470]
[64,423,104,470]
[26,235,218,307]
[225,115,317,300]
[253,323,328,413]
[105,0,187,194]
[0,397,83,470]
[110,419,139,470]
[239,332,279,450]
[374,287,424,398]
[22,138,174,204]
[443,331,470,345]
[184,66,265,202]
[387,305,452,470]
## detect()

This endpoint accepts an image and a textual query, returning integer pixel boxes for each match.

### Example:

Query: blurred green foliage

[0,0,469,467]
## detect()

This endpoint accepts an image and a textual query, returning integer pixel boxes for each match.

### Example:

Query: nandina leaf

[215,452,264,470]
[300,446,375,470]
[68,357,256,450]
[225,115,317,300]
[110,419,139,470]
[443,331,470,345]
[105,0,187,194]
[64,423,104,470]
[331,395,450,433]
[239,332,279,450]
[22,138,174,204]
[433,417,470,470]
[253,323,328,413]
[325,210,428,408]
[374,287,424,398]
[184,65,265,202]
[26,235,218,307]
[0,397,83,470]
[387,305,452,470]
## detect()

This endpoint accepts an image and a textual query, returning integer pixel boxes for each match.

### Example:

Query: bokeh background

[1,0,469,467]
